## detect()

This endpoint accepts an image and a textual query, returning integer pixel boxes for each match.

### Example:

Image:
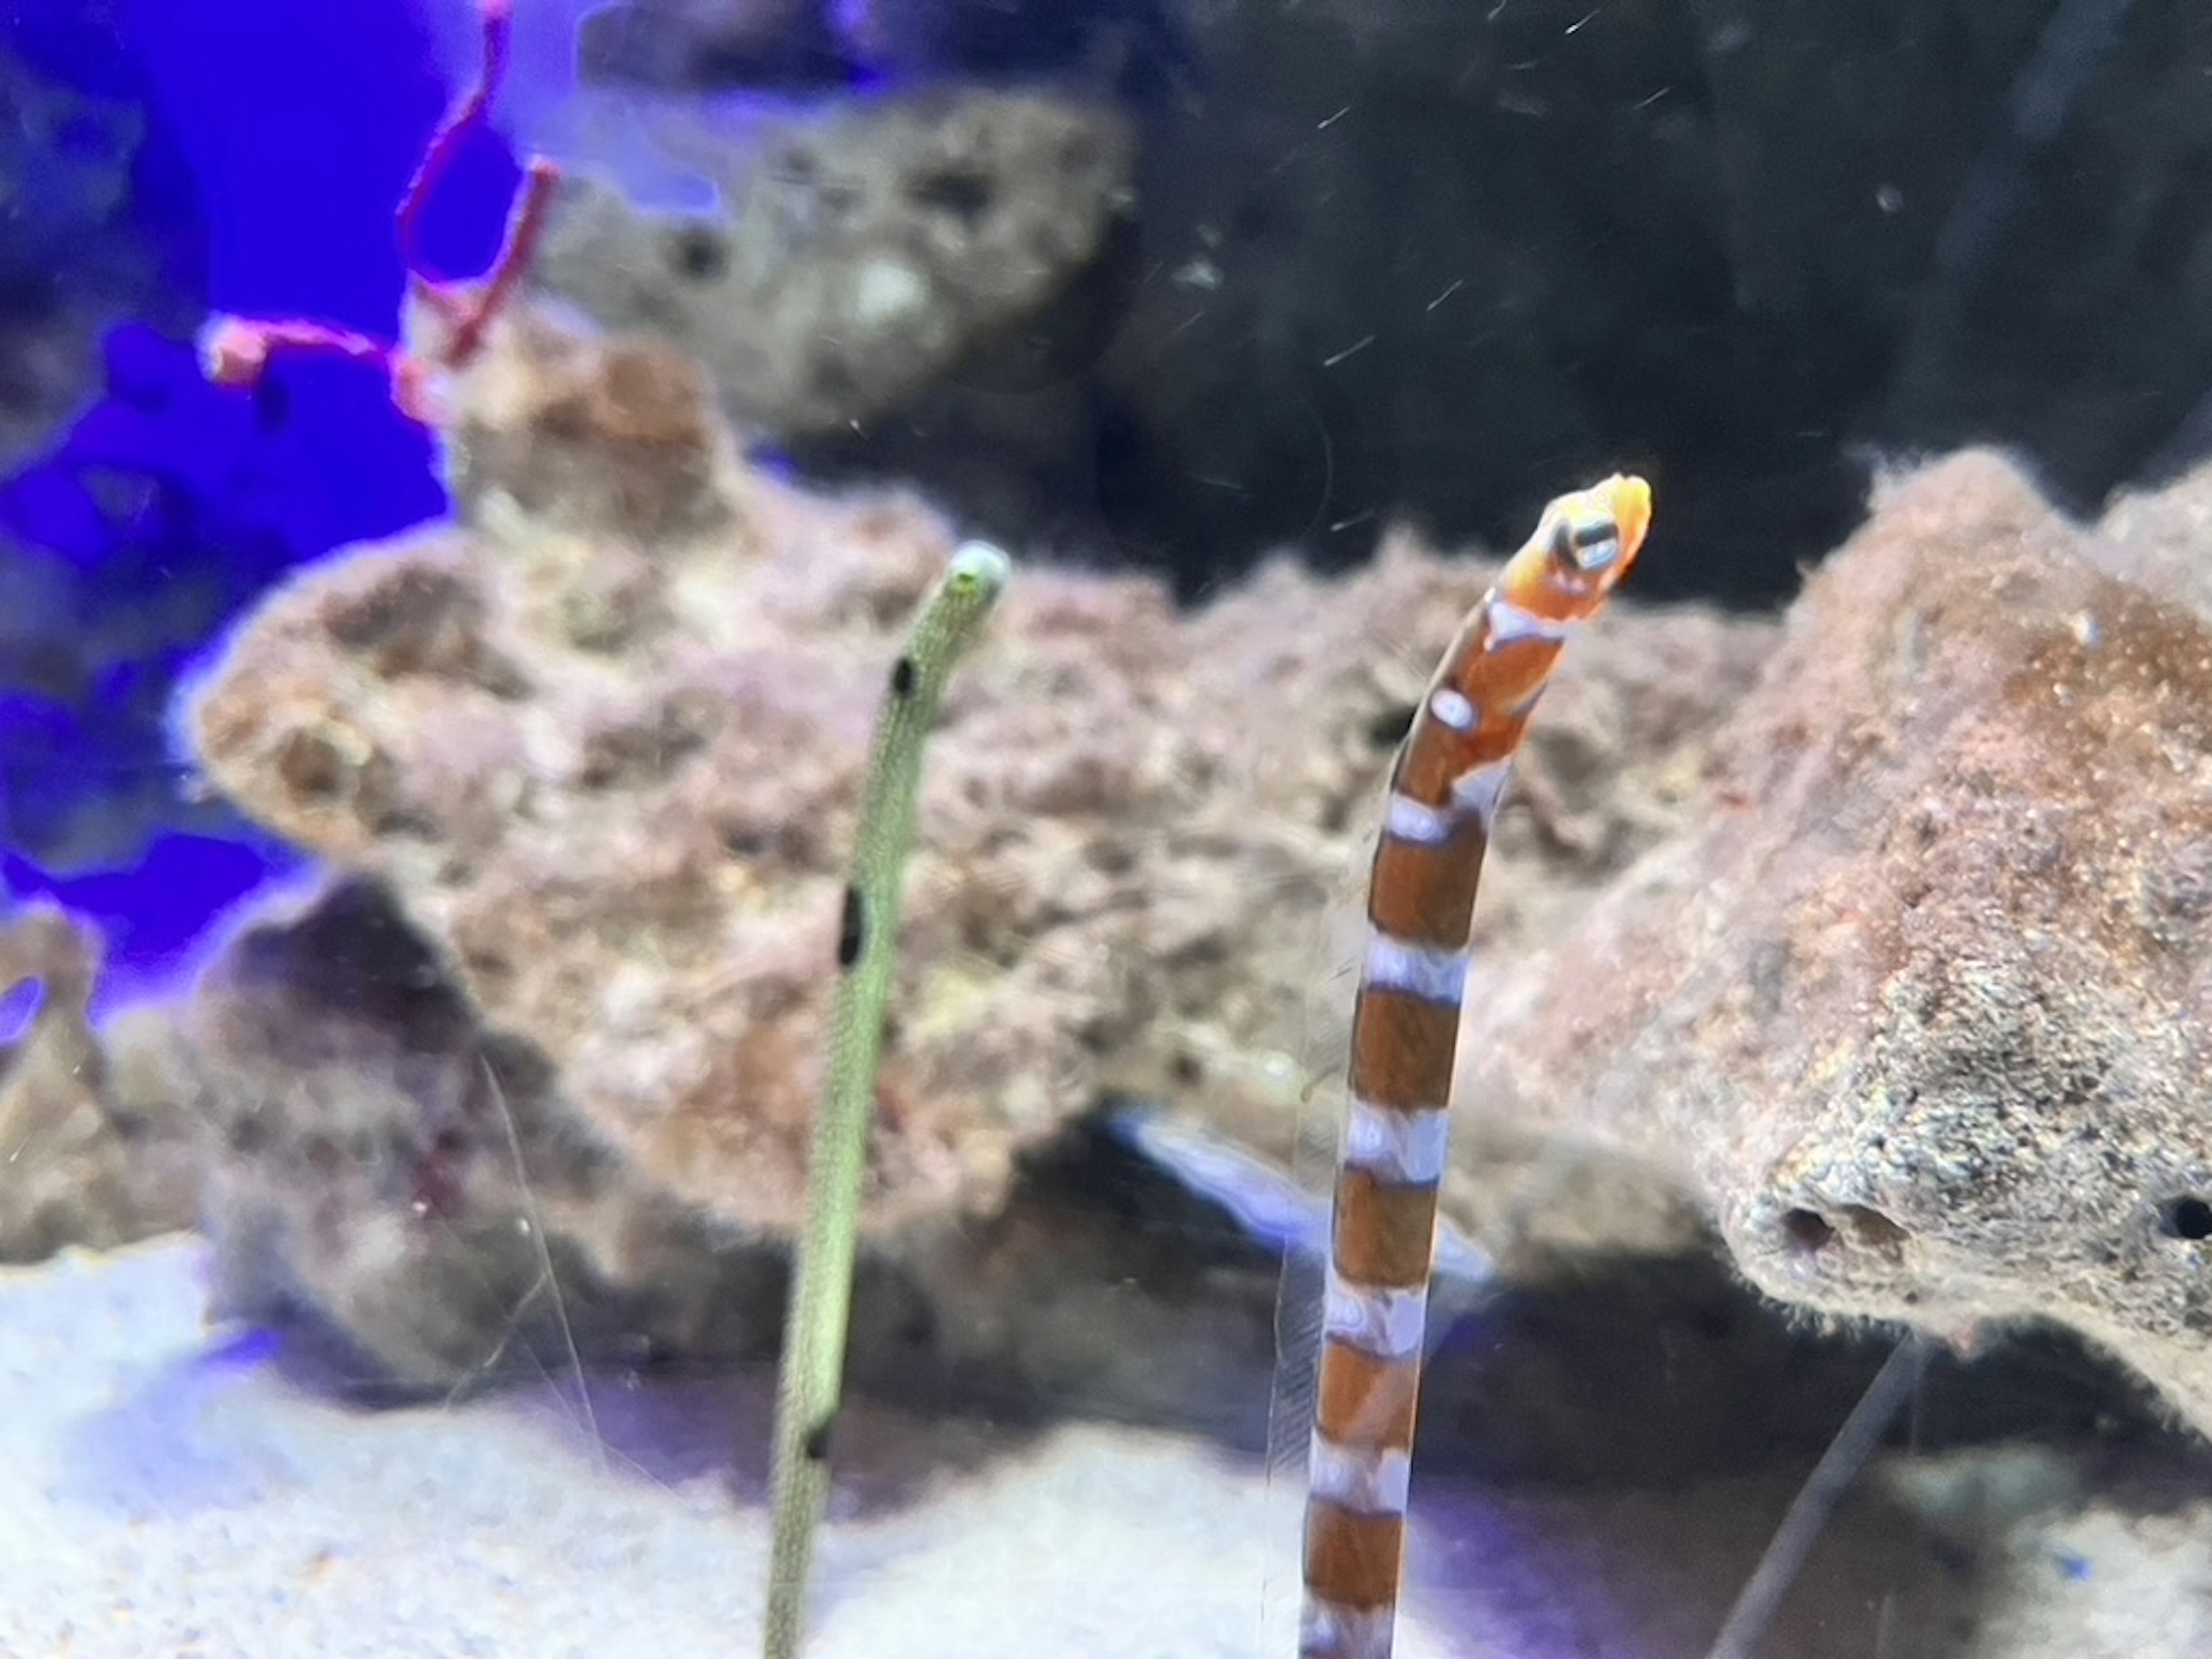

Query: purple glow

[0,1,532,991]
[0,979,43,1044]
[3,833,295,1013]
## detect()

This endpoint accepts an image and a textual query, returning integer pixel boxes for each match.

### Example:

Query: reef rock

[2099,454,2212,620]
[1457,448,2212,1434]
[528,85,1136,438]
[0,903,202,1258]
[176,302,1759,1378]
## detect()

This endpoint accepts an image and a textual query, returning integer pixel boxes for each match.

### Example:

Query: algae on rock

[0,904,203,1260]
[172,298,1756,1382]
[1457,449,2212,1435]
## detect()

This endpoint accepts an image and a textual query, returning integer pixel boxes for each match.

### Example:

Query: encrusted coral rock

[2099,457,2212,619]
[0,904,202,1258]
[183,304,1759,1289]
[529,86,1135,437]
[426,302,749,547]
[1457,449,2212,1431]
[184,876,778,1392]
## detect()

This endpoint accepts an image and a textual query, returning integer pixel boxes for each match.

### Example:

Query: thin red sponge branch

[197,0,560,426]
[397,0,517,279]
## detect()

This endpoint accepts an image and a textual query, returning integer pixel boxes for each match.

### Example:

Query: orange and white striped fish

[1300,474,1651,1659]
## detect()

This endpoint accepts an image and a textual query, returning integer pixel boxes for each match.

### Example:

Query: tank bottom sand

[4,1238,2207,1658]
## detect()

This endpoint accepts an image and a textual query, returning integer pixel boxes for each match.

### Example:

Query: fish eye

[1552,510,1620,573]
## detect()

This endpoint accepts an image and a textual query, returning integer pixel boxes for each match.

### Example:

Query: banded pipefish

[1300,475,1650,1659]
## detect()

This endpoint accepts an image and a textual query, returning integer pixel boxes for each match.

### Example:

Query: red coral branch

[435,157,560,370]
[397,0,515,281]
[197,0,559,426]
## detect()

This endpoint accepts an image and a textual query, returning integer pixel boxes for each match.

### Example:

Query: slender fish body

[763,541,1011,1659]
[1301,476,1651,1659]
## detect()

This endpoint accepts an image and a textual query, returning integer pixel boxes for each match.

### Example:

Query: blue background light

[2,0,522,994]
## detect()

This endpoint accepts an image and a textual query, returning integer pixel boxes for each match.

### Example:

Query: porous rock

[2098,454,2212,619]
[182,875,787,1392]
[0,903,203,1258]
[1456,448,2212,1433]
[177,303,1760,1377]
[528,85,1135,438]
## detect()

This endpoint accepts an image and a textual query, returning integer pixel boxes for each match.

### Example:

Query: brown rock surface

[529,86,1137,438]
[0,904,202,1257]
[1457,448,2212,1431]
[181,302,1760,1282]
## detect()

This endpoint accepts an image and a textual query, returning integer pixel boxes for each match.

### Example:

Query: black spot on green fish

[837,885,866,968]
